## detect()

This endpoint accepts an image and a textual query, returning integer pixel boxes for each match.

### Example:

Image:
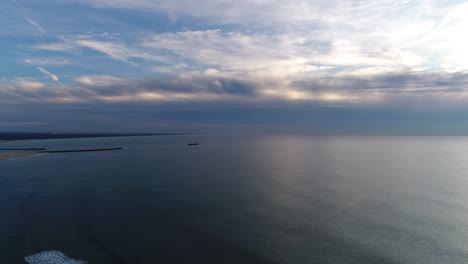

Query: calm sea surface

[2,135,468,263]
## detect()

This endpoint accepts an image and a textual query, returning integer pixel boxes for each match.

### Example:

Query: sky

[2,0,468,134]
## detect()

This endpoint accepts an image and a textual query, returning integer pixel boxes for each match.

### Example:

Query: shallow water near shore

[2,134,468,263]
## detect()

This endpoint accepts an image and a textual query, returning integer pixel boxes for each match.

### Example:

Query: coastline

[0,148,123,162]
[0,152,42,161]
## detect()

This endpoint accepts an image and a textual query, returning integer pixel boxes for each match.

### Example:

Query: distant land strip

[0,147,123,161]
[0,132,189,141]
[41,147,123,153]
[0,148,46,151]
[0,152,41,161]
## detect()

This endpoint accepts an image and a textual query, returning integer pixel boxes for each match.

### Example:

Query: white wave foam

[25,251,86,264]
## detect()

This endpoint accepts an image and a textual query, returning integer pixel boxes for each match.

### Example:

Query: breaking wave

[25,251,86,264]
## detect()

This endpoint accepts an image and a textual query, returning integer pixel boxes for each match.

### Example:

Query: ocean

[1,135,468,263]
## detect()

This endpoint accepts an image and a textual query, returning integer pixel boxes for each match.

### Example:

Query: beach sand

[0,152,41,161]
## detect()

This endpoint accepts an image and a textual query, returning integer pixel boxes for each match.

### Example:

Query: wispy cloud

[24,16,45,36]
[35,42,75,52]
[36,67,59,81]
[75,39,135,63]
[24,57,71,66]
[34,33,171,65]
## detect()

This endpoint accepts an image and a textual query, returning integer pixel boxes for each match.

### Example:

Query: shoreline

[0,147,123,162]
[0,152,42,161]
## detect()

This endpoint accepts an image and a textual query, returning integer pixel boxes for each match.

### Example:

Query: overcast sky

[2,0,468,134]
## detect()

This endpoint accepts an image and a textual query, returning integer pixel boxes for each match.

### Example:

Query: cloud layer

[2,0,468,133]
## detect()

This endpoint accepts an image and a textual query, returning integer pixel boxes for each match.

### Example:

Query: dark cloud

[3,71,468,106]
[292,71,468,92]
[138,76,258,95]
[3,70,468,134]
[74,74,259,99]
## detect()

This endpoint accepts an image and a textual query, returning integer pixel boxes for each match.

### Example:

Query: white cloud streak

[36,67,59,81]
[35,42,75,52]
[24,16,45,35]
[35,33,171,65]
[24,57,71,65]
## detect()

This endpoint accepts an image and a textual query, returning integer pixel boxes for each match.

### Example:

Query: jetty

[41,147,123,153]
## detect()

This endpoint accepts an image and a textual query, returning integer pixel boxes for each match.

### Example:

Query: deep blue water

[2,135,468,263]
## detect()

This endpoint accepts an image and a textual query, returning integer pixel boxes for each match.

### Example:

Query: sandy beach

[0,152,41,161]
